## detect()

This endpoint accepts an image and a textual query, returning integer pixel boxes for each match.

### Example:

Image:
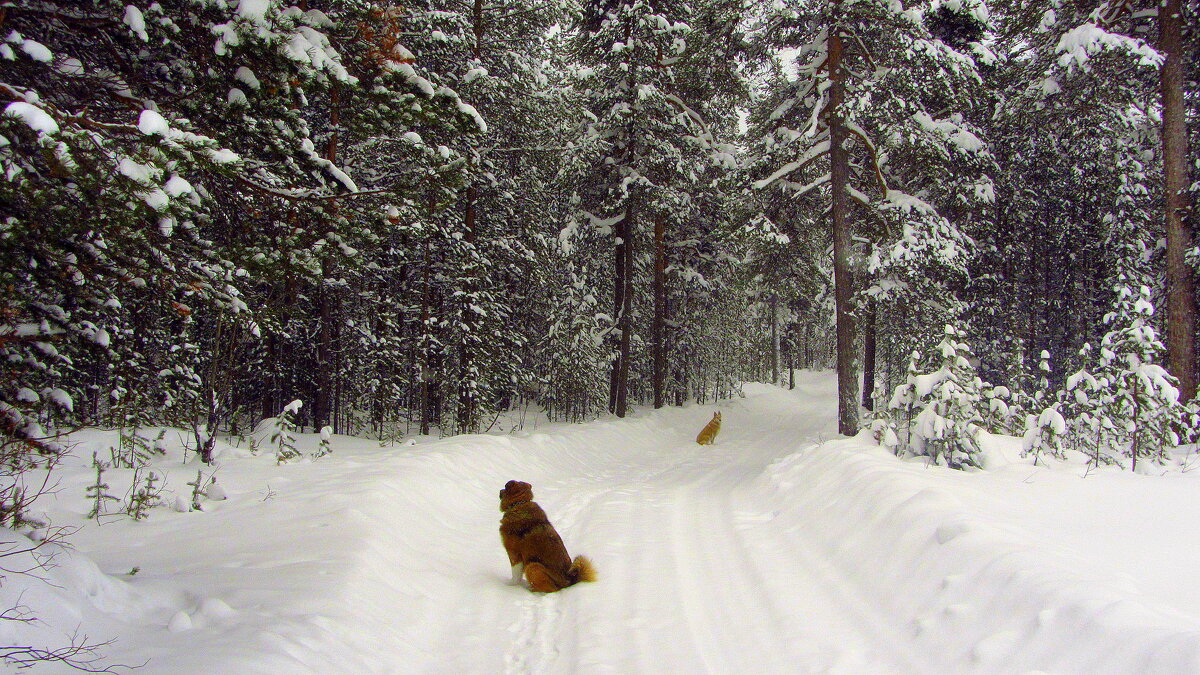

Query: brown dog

[696,411,721,445]
[498,480,596,593]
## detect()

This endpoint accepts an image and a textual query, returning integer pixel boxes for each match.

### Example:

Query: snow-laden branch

[1056,23,1162,72]
[754,139,830,189]
[842,121,888,195]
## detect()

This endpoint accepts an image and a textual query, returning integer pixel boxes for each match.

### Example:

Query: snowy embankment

[8,372,1200,673]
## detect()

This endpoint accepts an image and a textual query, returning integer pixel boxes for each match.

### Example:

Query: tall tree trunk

[789,337,796,390]
[828,19,860,435]
[769,294,780,385]
[615,212,634,417]
[419,200,434,436]
[609,211,628,414]
[314,261,333,433]
[652,215,667,408]
[861,298,876,411]
[314,84,342,433]
[1161,0,1196,401]
[458,185,479,434]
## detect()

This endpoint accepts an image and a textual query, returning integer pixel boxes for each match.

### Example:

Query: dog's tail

[569,555,597,584]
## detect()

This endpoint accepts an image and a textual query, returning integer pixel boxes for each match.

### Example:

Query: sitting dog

[499,480,596,593]
[696,411,722,445]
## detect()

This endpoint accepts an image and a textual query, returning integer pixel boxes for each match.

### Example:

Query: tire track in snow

[549,393,932,674]
[316,381,944,673]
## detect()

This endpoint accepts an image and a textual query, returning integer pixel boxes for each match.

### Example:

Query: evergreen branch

[1,3,118,27]
[841,124,889,196]
[753,140,830,189]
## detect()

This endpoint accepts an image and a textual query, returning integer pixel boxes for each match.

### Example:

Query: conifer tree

[750,0,992,435]
[883,325,989,469]
[1095,278,1187,469]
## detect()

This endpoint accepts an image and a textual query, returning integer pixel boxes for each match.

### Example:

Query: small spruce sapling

[186,470,207,511]
[1063,343,1116,465]
[1097,280,1186,470]
[885,326,988,469]
[314,426,333,459]
[205,476,227,501]
[152,429,167,455]
[113,427,157,469]
[125,467,165,520]
[85,453,120,520]
[981,384,1016,435]
[876,351,922,453]
[272,400,303,464]
[1022,351,1067,462]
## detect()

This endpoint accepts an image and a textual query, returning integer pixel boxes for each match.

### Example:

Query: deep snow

[5,371,1200,673]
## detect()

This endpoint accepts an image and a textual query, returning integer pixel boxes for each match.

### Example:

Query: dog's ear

[504,480,519,491]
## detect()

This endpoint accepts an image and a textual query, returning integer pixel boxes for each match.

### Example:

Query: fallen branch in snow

[0,630,130,672]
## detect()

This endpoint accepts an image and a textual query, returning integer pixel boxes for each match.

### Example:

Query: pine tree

[750,0,992,435]
[85,453,120,520]
[1095,278,1186,469]
[884,326,990,469]
[125,467,164,521]
[270,400,303,465]
[1063,342,1116,464]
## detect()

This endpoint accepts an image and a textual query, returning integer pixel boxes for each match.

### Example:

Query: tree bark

[770,294,780,386]
[615,211,634,417]
[314,259,333,432]
[861,298,876,411]
[652,215,667,408]
[609,211,628,414]
[1160,0,1196,401]
[419,199,435,436]
[458,185,479,434]
[828,19,860,435]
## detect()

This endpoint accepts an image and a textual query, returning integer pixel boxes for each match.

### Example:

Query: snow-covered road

[20,372,1200,673]
[356,375,925,674]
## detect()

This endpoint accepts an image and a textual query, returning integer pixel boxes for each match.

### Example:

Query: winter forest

[5,0,1199,480]
[5,0,1200,669]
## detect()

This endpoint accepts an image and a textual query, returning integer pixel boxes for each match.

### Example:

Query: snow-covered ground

[6,371,1200,673]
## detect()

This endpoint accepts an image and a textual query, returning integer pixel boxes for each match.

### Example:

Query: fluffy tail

[569,555,597,584]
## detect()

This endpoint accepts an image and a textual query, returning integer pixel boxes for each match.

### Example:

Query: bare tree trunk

[769,294,780,386]
[419,201,434,437]
[609,212,628,414]
[615,212,634,417]
[314,261,333,433]
[861,298,876,411]
[1161,0,1196,401]
[652,215,667,408]
[458,185,479,434]
[312,83,345,434]
[789,342,796,390]
[828,18,859,435]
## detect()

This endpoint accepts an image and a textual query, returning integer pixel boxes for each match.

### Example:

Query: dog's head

[499,480,534,511]
[713,412,721,423]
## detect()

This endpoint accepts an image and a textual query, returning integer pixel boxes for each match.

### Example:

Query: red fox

[498,480,596,593]
[696,411,721,445]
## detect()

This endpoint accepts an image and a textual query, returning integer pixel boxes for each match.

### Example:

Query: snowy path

[38,372,1200,673]
[243,376,934,674]
[554,392,924,674]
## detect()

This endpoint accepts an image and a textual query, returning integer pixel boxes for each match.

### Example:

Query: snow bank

[754,435,1200,673]
[14,376,1200,673]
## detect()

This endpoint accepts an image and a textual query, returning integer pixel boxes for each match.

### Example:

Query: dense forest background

[2,0,1198,482]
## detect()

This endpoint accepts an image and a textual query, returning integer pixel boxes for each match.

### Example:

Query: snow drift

[6,372,1200,673]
